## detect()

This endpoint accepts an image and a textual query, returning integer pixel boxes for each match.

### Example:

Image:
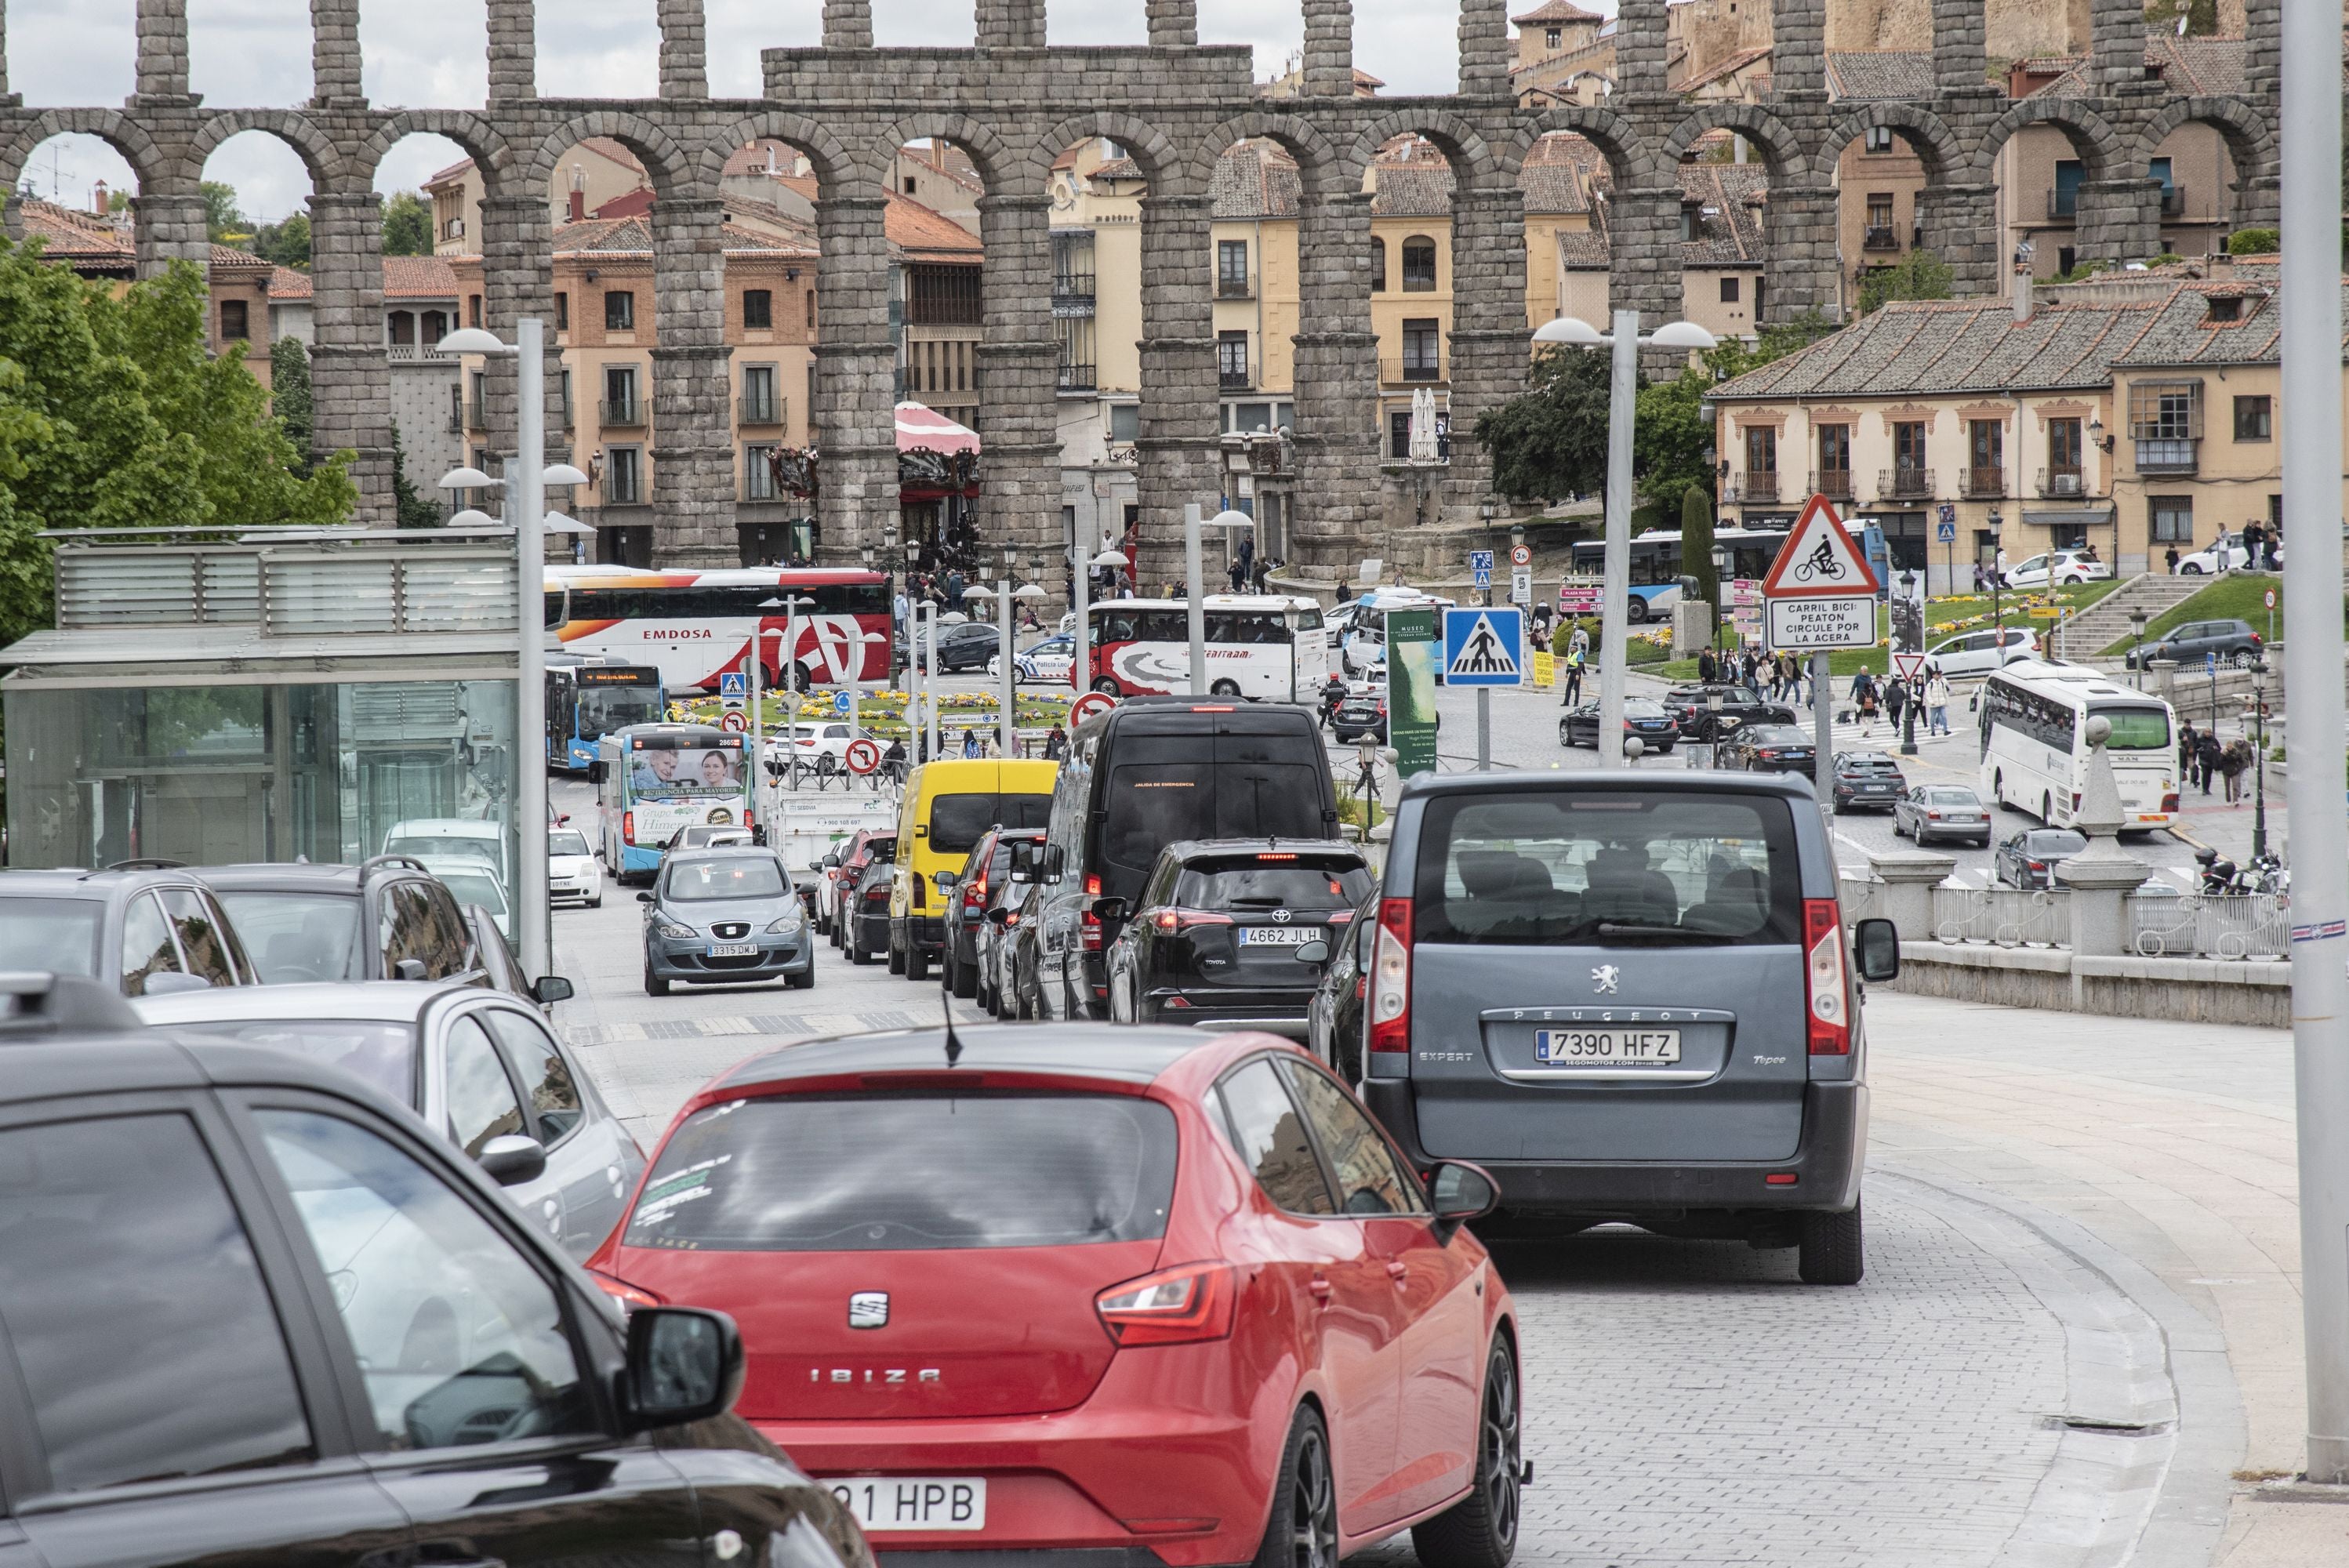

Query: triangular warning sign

[1447,612,1521,678]
[1761,493,1881,598]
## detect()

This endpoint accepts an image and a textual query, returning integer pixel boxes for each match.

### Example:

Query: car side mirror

[1092,896,1128,924]
[636,891,655,905]
[1854,917,1901,983]
[1428,1160,1501,1243]
[477,1133,547,1187]
[1294,938,1330,964]
[623,1307,745,1433]
[822,853,840,869]
[986,907,1010,927]
[532,975,574,1005]
[141,971,214,996]
[390,958,428,982]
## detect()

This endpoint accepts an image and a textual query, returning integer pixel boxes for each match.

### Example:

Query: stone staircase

[2053,572,2209,662]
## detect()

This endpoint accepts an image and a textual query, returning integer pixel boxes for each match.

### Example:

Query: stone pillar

[1771,0,1824,100]
[2090,0,2146,96]
[1865,849,1956,942]
[1443,181,1525,517]
[812,191,896,564]
[0,0,13,102]
[1607,182,1683,330]
[822,0,873,50]
[486,0,534,102]
[1763,180,1839,320]
[308,190,393,524]
[1930,0,1985,95]
[1290,187,1380,579]
[1135,191,1219,593]
[1301,0,1352,98]
[975,191,1061,586]
[476,193,561,473]
[976,0,1045,51]
[650,194,735,564]
[658,0,707,98]
[2245,0,2279,103]
[134,0,191,99]
[1456,0,1509,99]
[1613,0,1669,100]
[1915,180,1998,296]
[310,0,363,104]
[2075,176,2162,268]
[132,193,210,278]
[1145,0,1196,49]
[2055,723,2152,956]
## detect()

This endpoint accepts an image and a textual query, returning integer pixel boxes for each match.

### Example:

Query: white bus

[1086,596,1331,701]
[545,564,892,694]
[1977,660,2179,831]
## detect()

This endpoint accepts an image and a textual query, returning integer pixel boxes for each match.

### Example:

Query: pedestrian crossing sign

[1443,608,1524,687]
[719,671,747,699]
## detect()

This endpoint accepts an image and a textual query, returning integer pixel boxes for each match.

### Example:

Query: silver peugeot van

[1357,771,1898,1283]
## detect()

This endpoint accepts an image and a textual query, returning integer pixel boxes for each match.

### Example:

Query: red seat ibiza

[588,1024,1522,1568]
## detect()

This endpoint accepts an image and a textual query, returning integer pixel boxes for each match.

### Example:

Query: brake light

[2071,792,2081,812]
[913,876,925,909]
[622,811,634,844]
[1095,1262,1237,1346]
[2161,793,2180,813]
[1369,896,1413,1054]
[1086,874,1102,896]
[866,885,890,904]
[1258,853,1298,861]
[1803,898,1850,1056]
[2028,861,2046,872]
[1153,908,1235,932]
[585,1266,663,1315]
[1189,705,1236,713]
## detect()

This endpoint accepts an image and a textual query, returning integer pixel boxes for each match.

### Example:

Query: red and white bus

[1086,595,1331,701]
[546,565,892,693]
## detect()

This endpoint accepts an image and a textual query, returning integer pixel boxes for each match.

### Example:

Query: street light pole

[2129,608,2148,691]
[1185,503,1206,695]
[2249,664,2269,861]
[1987,508,2003,661]
[1000,549,1018,757]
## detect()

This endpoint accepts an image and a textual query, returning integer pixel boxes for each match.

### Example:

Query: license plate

[1239,926,1323,946]
[1534,1028,1682,1065]
[706,943,757,957]
[829,1477,986,1532]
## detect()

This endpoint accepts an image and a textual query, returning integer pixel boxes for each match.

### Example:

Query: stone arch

[0,109,167,196]
[1037,111,1187,196]
[1817,103,1966,185]
[873,112,1012,194]
[1193,111,1341,200]
[1512,104,1646,185]
[695,112,858,196]
[525,111,692,199]
[189,110,347,194]
[1342,108,1498,191]
[2137,94,2274,187]
[1971,97,2124,184]
[1661,102,1808,182]
[354,111,516,198]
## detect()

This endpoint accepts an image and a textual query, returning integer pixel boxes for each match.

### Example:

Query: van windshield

[1413,791,1803,946]
[1105,763,1327,873]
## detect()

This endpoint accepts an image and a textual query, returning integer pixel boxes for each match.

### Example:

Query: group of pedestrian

[2178,720,2256,799]
[1843,665,1952,737]
[1225,538,1278,594]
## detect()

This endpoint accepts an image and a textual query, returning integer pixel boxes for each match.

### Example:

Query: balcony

[737,394,784,426]
[1959,466,2005,499]
[1878,466,1935,499]
[1058,362,1097,392]
[1726,470,1779,503]
[2046,189,2078,220]
[1219,361,1255,391]
[1051,272,1095,317]
[2159,184,2186,217]
[2133,437,2198,474]
[603,471,644,506]
[600,398,646,428]
[1861,224,1901,252]
[386,343,454,363]
[1381,355,1446,386]
[2037,466,2086,497]
[462,400,485,433]
[1217,273,1255,300]
[1810,467,1853,501]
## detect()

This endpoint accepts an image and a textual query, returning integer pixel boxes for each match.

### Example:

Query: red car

[588,1025,1523,1568]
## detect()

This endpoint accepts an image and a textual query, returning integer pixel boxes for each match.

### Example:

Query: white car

[764,720,877,773]
[1924,625,2038,677]
[988,633,1077,684]
[382,817,509,891]
[2174,532,2281,574]
[547,827,603,908]
[2001,550,2112,590]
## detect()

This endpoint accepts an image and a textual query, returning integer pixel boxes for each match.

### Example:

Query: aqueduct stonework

[0,0,2282,577]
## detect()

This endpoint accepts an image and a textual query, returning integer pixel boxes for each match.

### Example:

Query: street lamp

[2129,608,2150,691]
[2249,659,2270,861]
[1985,508,2005,662]
[434,321,590,988]
[1531,312,1717,766]
[1185,506,1255,695]
[1897,569,1921,757]
[1709,542,1730,651]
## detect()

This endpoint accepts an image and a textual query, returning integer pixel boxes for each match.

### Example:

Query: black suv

[1661,684,1797,743]
[0,864,260,997]
[0,972,873,1568]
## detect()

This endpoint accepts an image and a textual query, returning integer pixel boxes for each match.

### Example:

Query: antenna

[939,948,966,1066]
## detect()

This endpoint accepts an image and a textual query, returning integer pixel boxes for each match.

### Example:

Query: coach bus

[546,659,665,773]
[1566,525,1793,622]
[1977,659,2179,832]
[594,723,757,880]
[546,565,892,694]
[1085,595,1330,700]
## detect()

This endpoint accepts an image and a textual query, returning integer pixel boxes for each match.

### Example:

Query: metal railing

[1930,884,2069,947]
[1959,465,2005,498]
[1216,273,1255,299]
[462,400,485,432]
[737,394,784,426]
[1879,466,1934,499]
[600,398,646,428]
[1810,467,1853,500]
[603,470,644,506]
[1861,224,1901,251]
[1381,355,1445,385]
[2159,184,2186,217]
[2130,891,2288,960]
[1058,362,1097,391]
[2047,189,2078,220]
[2037,466,2085,497]
[1726,470,1779,503]
[1218,361,1255,390]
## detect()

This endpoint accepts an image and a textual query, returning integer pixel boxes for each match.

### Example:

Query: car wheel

[887,932,906,975]
[1211,678,1243,698]
[1625,598,1648,624]
[1249,1407,1338,1568]
[848,934,870,966]
[643,960,670,997]
[950,949,977,999]
[2181,562,2204,575]
[2231,649,2257,670]
[1411,1337,1523,1568]
[906,947,928,982]
[1892,815,1907,838]
[1091,677,1120,695]
[1798,1200,1866,1285]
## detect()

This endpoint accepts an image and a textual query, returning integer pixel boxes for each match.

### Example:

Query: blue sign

[2206,652,2219,673]
[719,670,747,700]
[1469,550,1494,591]
[833,690,854,714]
[1442,608,1525,688]
[1936,520,1957,543]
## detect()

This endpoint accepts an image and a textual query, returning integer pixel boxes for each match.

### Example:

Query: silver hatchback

[640,848,814,994]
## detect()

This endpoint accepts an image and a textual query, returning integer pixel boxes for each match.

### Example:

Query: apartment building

[1824,52,1933,314]
[1049,138,1147,557]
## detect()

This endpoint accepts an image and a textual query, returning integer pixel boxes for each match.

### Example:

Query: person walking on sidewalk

[2194,727,2223,795]
[1850,670,1879,735]
[1884,676,1908,735]
[2179,720,2198,779]
[2221,737,2254,803]
[1925,669,1952,735]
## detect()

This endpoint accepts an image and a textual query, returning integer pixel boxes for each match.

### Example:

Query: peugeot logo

[1591,964,1621,995]
[1271,909,1292,924]
[848,1291,889,1329]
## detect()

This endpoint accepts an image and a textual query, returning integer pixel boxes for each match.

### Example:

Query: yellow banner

[1533,650,1556,688]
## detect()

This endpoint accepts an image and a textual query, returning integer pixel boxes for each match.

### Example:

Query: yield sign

[1761,494,1881,598]
[1893,651,1926,683]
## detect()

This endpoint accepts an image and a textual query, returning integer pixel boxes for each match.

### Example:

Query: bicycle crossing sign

[1762,494,1880,597]
[1442,608,1524,687]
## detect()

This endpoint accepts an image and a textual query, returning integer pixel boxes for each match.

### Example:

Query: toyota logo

[1271,909,1291,924]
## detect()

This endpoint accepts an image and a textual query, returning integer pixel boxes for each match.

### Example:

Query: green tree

[250,212,310,270]
[1472,344,1617,504]
[200,180,248,244]
[1755,308,1840,361]
[389,422,444,527]
[381,191,434,257]
[269,336,312,470]
[1680,483,1718,639]
[2228,227,2278,256]
[1856,248,1954,314]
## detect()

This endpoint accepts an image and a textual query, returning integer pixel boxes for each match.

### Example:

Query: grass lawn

[2096,573,2304,656]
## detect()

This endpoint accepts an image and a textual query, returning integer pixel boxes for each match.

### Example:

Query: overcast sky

[10,0,1526,226]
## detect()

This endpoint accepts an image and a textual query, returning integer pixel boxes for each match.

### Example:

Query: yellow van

[888,757,1058,979]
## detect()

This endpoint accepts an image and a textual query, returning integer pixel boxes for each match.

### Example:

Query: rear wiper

[1594,922,1728,941]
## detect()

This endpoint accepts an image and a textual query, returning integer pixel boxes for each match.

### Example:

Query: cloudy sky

[11,0,1516,225]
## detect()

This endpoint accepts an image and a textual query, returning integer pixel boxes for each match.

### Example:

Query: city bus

[594,723,757,880]
[546,565,892,694]
[546,659,665,773]
[1566,526,1792,622]
[1977,659,2179,832]
[1085,595,1331,700]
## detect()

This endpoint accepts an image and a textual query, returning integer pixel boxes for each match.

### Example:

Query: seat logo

[848,1291,889,1328]
[1591,964,1620,994]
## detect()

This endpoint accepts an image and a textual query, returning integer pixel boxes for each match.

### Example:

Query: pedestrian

[1743,652,1761,694]
[2178,720,2198,777]
[2221,738,2253,803]
[1926,668,1952,735]
[1044,724,1067,760]
[1850,670,1877,734]
[1560,646,1585,706]
[1697,648,1718,684]
[944,568,966,604]
[1885,676,1908,733]
[2195,727,2222,795]
[1228,557,1246,593]
[2242,521,2264,572]
[961,728,982,759]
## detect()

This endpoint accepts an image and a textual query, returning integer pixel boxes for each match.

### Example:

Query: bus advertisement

[547,662,665,773]
[546,566,892,694]
[1086,596,1331,700]
[595,724,756,878]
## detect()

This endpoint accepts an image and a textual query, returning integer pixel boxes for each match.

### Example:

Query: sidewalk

[1868,991,2347,1565]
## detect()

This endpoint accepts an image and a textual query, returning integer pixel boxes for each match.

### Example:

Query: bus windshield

[2089,705,2172,750]
[579,680,663,736]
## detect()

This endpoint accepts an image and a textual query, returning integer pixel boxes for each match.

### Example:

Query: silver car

[640,847,814,994]
[132,979,644,1259]
[1893,783,1992,847]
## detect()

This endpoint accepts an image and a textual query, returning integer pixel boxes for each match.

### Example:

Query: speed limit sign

[1510,543,1531,568]
[844,737,882,775]
[717,710,747,734]
[1071,691,1116,725]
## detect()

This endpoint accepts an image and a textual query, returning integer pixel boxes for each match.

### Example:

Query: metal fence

[2129,892,2289,960]
[1838,877,1885,923]
[1931,883,2069,947]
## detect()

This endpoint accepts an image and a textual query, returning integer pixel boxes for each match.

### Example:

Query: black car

[1830,750,1907,813]
[844,832,898,965]
[2126,618,2264,670]
[1719,724,1817,774]
[941,825,1045,999]
[0,971,873,1568]
[1559,697,1681,753]
[1307,887,1381,1085]
[1331,693,1388,743]
[1661,684,1797,743]
[1102,839,1373,1033]
[1995,827,2088,889]
[902,619,1007,673]
[0,865,260,998]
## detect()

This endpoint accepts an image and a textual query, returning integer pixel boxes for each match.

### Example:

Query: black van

[1021,699,1340,1020]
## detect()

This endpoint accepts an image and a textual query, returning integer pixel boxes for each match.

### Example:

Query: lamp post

[1185,506,1254,695]
[2129,608,2149,691]
[434,321,591,986]
[2248,660,2270,860]
[1986,508,2004,659]
[1533,312,1717,766]
[1709,542,1730,652]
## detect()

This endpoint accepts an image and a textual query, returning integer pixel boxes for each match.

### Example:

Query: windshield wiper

[1593,921,1729,942]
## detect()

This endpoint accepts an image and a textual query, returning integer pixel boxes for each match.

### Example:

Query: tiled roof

[550,216,655,256]
[1519,132,1601,214]
[1556,229,1612,268]
[1511,0,1603,23]
[2033,35,2246,98]
[1710,296,2166,401]
[721,221,818,257]
[16,198,132,267]
[1091,156,1141,180]
[1824,51,1933,101]
[1211,140,1302,220]
[1679,43,1773,94]
[1371,158,1453,219]
[268,265,312,300]
[1678,162,1766,267]
[2110,280,2296,368]
[884,194,982,261]
[382,255,460,298]
[719,195,819,251]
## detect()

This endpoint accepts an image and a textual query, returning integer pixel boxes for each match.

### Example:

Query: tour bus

[545,564,892,695]
[546,659,666,773]
[594,723,757,880]
[1977,659,2180,831]
[1567,525,1793,622]
[1085,595,1331,700]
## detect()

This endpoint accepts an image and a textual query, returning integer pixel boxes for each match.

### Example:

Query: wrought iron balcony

[1861,224,1900,252]
[1058,362,1098,392]
[1879,466,1935,499]
[737,394,784,426]
[1727,470,1780,503]
[600,398,646,428]
[2047,189,2078,220]
[1959,466,2005,499]
[1217,273,1255,300]
[1810,467,1853,501]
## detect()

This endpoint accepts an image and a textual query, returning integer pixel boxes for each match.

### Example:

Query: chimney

[567,164,586,223]
[2013,263,2034,324]
[764,144,776,175]
[92,180,107,214]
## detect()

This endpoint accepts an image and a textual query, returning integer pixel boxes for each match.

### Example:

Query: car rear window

[930,793,1055,855]
[1413,790,1803,946]
[1922,787,1980,804]
[1175,859,1374,911]
[170,1018,418,1106]
[0,896,103,978]
[1844,755,1901,772]
[211,891,361,983]
[622,1094,1178,1252]
[1105,762,1328,873]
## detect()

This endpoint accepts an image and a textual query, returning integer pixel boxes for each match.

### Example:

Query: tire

[907,947,929,982]
[1091,677,1120,695]
[1798,1200,1866,1285]
[2181,562,2204,575]
[887,938,906,975]
[587,895,602,909]
[787,967,813,990]
[1625,598,1648,624]
[1411,1338,1523,1568]
[1892,815,1908,838]
[950,949,978,999]
[1211,678,1243,698]
[849,931,871,966]
[2231,649,2257,670]
[643,960,670,997]
[1249,1407,1339,1568]
[995,977,1018,1022]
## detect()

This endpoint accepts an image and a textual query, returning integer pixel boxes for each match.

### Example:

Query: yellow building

[1051,137,1149,554]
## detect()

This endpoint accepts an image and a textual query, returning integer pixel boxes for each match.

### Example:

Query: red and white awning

[895,401,980,455]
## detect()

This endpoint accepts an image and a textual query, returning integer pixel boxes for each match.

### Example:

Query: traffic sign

[1442,608,1524,687]
[1509,568,1532,606]
[1510,543,1532,568]
[844,737,882,775]
[2266,588,2278,609]
[1765,596,1875,649]
[1468,550,1493,573]
[1893,651,1926,683]
[1761,494,1881,598]
[2206,652,2220,673]
[1935,520,1957,544]
[832,690,853,715]
[718,710,748,734]
[1071,691,1116,725]
[720,669,747,711]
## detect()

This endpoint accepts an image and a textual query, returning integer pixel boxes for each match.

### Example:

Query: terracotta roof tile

[1824,50,1933,101]
[1211,140,1302,220]
[267,265,312,300]
[884,194,982,260]
[1511,0,1604,24]
[1711,295,2175,401]
[382,255,459,298]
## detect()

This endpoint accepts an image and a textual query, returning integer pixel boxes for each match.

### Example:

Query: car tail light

[585,1266,663,1315]
[1803,898,1850,1056]
[1163,994,1192,1008]
[1095,1262,1237,1346]
[2028,860,2046,873]
[2161,793,2180,813]
[1369,896,1413,1055]
[2251,631,2263,644]
[1926,811,1943,821]
[1258,853,1297,861]
[1189,705,1236,713]
[866,885,890,905]
[621,811,634,844]
[913,876,925,909]
[1153,909,1234,932]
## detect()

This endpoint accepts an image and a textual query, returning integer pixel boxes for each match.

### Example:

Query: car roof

[711,1024,1214,1097]
[1157,837,1367,865]
[193,862,369,891]
[130,979,470,1027]
[667,845,785,868]
[1403,766,1817,801]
